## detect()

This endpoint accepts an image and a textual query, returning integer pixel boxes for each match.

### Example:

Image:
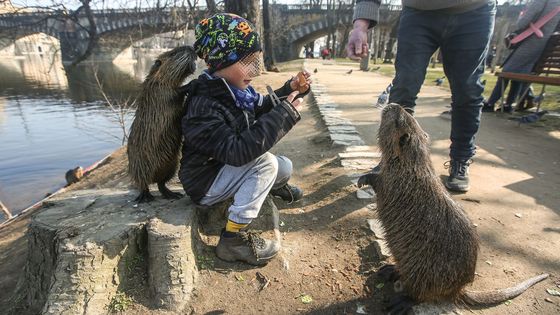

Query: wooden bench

[496,32,560,112]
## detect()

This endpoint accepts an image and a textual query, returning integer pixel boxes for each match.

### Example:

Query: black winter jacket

[179,72,305,203]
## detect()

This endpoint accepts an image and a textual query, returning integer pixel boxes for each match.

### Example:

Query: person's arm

[257,75,311,115]
[347,0,381,60]
[184,95,301,167]
[516,0,546,30]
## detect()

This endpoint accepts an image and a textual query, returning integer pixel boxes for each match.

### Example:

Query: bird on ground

[314,68,318,73]
[509,110,548,125]
[346,69,353,74]
[376,90,389,107]
[385,83,393,94]
[481,79,487,86]
[434,76,445,86]
[372,66,381,71]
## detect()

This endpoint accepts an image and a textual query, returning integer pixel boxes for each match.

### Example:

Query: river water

[0,51,201,219]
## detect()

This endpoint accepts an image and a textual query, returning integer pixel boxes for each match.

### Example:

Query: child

[179,13,311,266]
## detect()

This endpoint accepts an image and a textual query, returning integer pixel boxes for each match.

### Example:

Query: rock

[338,151,380,159]
[357,188,376,199]
[13,186,199,314]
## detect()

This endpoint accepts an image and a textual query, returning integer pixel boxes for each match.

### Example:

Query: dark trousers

[388,2,496,161]
[487,78,531,107]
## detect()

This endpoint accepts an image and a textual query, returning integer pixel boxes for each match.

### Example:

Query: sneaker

[215,230,280,266]
[270,183,303,203]
[444,159,472,192]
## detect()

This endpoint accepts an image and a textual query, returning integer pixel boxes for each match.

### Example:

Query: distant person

[483,0,560,113]
[348,0,495,193]
[486,45,496,70]
[180,13,311,266]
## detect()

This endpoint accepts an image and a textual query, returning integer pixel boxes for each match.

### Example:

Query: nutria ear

[399,133,410,147]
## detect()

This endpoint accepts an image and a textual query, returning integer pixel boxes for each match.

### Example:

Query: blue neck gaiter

[205,70,260,111]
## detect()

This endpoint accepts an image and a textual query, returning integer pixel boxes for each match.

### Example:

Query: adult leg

[388,7,441,112]
[440,1,496,191]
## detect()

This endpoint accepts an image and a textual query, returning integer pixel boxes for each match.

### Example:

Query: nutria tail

[461,273,549,305]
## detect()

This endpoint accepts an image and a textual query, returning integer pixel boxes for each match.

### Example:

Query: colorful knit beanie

[194,13,261,73]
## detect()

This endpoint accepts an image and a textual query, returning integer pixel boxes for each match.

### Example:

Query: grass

[107,292,134,313]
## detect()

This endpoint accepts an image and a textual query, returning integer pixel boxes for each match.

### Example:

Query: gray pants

[199,152,292,224]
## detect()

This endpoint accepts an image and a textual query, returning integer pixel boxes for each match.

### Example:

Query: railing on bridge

[274,3,402,12]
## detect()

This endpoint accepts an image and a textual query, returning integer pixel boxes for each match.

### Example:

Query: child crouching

[179,13,311,266]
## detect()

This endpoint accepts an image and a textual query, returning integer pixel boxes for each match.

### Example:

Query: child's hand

[290,71,312,94]
[286,91,304,111]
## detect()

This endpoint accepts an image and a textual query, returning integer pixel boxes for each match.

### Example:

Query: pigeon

[372,66,381,71]
[385,83,393,94]
[346,69,353,74]
[314,68,318,73]
[509,110,548,125]
[481,79,487,86]
[434,76,445,86]
[376,90,388,106]
[533,93,545,104]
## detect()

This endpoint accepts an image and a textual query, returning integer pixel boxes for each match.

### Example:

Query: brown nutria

[65,166,84,186]
[127,46,197,203]
[358,104,548,312]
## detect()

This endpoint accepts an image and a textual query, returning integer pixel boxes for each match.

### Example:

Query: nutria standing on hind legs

[358,104,548,313]
[127,46,197,203]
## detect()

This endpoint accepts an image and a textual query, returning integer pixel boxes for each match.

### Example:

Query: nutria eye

[154,60,162,68]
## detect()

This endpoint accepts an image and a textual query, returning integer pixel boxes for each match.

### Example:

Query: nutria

[127,46,197,202]
[358,104,548,312]
[65,166,84,186]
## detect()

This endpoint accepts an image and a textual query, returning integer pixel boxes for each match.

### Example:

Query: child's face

[213,52,262,90]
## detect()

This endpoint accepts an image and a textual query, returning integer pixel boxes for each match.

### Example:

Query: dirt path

[0,60,558,315]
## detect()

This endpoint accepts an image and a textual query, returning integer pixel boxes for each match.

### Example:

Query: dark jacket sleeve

[256,79,310,116]
[183,95,301,167]
[353,0,381,28]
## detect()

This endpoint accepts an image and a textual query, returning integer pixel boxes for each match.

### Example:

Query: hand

[286,90,304,111]
[347,19,370,61]
[290,70,312,93]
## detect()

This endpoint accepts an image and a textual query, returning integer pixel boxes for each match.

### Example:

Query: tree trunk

[224,0,261,29]
[205,0,217,14]
[262,0,275,70]
[70,0,98,66]
[383,15,400,64]
[11,187,199,314]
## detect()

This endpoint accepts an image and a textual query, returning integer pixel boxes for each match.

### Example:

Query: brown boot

[216,230,280,266]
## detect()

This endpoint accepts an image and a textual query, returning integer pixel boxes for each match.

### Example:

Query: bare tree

[262,0,275,70]
[224,0,260,28]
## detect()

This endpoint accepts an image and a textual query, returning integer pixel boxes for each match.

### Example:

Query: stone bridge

[0,4,402,63]
[0,8,195,62]
[270,4,402,61]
